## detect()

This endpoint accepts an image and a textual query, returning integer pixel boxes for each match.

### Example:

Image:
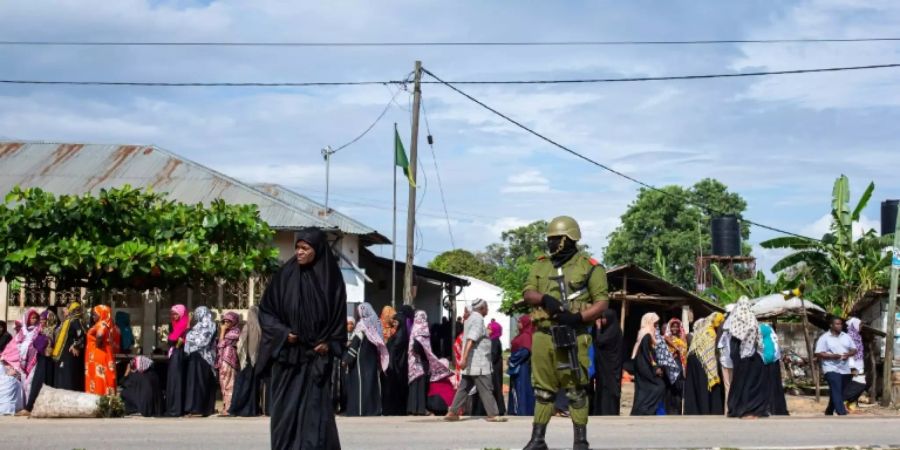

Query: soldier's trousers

[531,330,592,426]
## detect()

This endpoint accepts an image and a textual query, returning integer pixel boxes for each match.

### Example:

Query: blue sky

[2,0,899,275]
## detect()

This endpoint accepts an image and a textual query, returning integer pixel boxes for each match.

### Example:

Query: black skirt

[122,371,163,417]
[26,353,54,411]
[766,363,789,416]
[344,338,382,417]
[407,376,428,416]
[165,347,187,417]
[727,337,770,418]
[184,352,217,416]
[630,335,665,416]
[683,354,725,415]
[228,363,261,417]
[270,357,340,450]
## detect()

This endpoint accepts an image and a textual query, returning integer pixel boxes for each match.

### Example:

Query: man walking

[444,299,506,422]
[815,317,857,416]
[520,216,608,450]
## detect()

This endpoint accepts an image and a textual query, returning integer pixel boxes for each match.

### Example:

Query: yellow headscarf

[688,312,724,390]
[51,302,83,361]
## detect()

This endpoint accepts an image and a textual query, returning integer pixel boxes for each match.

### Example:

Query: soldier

[521,216,608,450]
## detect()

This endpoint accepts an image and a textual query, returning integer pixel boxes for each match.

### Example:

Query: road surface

[3,415,900,449]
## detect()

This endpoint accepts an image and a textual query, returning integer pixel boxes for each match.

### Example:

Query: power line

[421,97,456,249]
[4,37,900,47]
[331,85,406,154]
[4,63,900,88]
[422,66,819,241]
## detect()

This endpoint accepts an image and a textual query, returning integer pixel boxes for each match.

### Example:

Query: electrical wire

[422,66,819,241]
[421,97,457,249]
[4,62,900,88]
[331,85,404,154]
[4,37,900,47]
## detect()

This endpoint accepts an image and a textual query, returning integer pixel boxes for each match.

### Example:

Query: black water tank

[882,200,900,236]
[711,215,742,256]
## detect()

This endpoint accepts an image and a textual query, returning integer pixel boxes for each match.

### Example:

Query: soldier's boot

[523,424,549,450]
[573,424,589,450]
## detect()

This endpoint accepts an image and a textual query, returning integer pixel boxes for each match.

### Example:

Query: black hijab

[595,309,623,365]
[548,236,578,268]
[256,228,347,374]
[0,321,10,354]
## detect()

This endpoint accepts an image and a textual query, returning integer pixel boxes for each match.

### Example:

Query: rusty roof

[254,183,390,245]
[0,141,381,235]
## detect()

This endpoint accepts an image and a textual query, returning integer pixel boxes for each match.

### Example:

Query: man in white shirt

[814,317,857,416]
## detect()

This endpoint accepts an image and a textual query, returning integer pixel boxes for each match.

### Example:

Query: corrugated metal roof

[254,183,390,245]
[0,141,337,231]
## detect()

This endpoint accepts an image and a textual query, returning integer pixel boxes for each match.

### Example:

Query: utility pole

[321,146,335,216]
[882,214,900,406]
[403,61,422,306]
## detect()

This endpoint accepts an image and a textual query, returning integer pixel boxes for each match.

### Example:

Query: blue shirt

[815,331,856,375]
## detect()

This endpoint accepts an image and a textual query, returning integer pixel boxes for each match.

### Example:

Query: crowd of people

[0,301,264,419]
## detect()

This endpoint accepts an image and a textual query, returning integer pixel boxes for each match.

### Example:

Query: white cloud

[501,169,551,194]
[800,213,880,239]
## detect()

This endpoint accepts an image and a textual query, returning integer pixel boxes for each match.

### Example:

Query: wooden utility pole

[881,214,900,406]
[403,61,422,306]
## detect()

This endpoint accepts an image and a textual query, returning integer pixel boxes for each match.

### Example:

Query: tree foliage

[704,264,795,305]
[604,178,749,290]
[760,175,891,315]
[427,249,496,282]
[0,186,279,290]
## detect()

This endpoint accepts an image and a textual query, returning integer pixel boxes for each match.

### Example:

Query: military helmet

[547,216,581,241]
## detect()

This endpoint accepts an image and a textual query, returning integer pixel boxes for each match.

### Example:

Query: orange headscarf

[90,305,121,355]
[380,306,397,342]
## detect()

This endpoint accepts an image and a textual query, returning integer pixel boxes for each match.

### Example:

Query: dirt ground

[618,381,900,417]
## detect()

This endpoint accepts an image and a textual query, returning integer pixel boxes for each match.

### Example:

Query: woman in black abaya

[257,229,346,450]
[630,313,665,416]
[51,303,86,392]
[121,356,162,417]
[343,303,388,417]
[184,306,218,417]
[725,297,769,418]
[683,313,725,415]
[591,309,623,416]
[382,305,412,416]
[229,305,263,417]
[759,323,789,416]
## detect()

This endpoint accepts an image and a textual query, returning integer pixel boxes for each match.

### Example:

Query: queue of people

[0,301,263,419]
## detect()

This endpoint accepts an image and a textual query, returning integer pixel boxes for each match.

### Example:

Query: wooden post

[882,213,900,406]
[248,277,256,308]
[402,60,422,306]
[620,273,629,330]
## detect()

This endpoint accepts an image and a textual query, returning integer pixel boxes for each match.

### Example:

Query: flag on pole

[394,128,415,187]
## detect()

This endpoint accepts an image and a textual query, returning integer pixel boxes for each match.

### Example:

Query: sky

[2,0,900,276]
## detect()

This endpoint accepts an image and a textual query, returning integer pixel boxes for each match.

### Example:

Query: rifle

[549,268,581,385]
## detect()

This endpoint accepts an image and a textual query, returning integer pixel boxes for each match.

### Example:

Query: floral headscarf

[130,355,153,373]
[654,328,681,384]
[16,308,43,375]
[723,297,760,359]
[354,303,389,371]
[380,306,397,342]
[217,311,242,370]
[408,310,451,383]
[184,306,217,373]
[846,317,864,372]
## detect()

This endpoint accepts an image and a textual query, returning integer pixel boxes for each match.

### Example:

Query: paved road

[3,415,900,449]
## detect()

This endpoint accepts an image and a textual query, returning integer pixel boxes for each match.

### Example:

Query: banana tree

[704,263,793,305]
[760,175,891,315]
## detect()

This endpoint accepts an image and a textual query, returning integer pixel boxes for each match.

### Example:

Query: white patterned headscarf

[723,297,760,359]
[185,306,218,374]
[354,302,390,371]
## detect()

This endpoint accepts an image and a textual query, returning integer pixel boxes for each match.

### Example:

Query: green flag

[394,128,415,187]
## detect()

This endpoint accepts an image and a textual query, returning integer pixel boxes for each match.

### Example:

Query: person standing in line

[518,217,607,450]
[115,311,135,355]
[591,309,623,416]
[408,310,451,416]
[630,313,665,416]
[815,317,857,416]
[52,303,86,392]
[683,313,725,415]
[217,311,242,416]
[85,305,119,396]
[383,305,413,416]
[759,323,788,416]
[844,317,867,412]
[25,309,54,411]
[444,299,506,422]
[165,304,190,417]
[343,302,389,417]
[183,306,218,417]
[257,229,346,450]
[508,315,536,416]
[725,297,768,419]
[662,318,687,415]
[717,306,735,415]
[228,305,263,417]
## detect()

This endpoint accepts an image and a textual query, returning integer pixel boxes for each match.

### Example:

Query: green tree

[760,175,891,315]
[428,249,496,282]
[604,178,749,289]
[0,185,279,290]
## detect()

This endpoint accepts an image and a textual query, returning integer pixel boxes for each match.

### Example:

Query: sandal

[443,414,461,422]
[485,416,508,422]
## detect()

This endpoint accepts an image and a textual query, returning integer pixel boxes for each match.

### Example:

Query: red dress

[85,305,120,396]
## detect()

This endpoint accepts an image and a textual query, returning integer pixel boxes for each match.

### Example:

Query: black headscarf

[0,321,10,354]
[256,228,347,374]
[595,310,623,369]
[548,236,578,268]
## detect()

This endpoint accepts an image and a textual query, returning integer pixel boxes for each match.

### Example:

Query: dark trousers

[824,372,850,416]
